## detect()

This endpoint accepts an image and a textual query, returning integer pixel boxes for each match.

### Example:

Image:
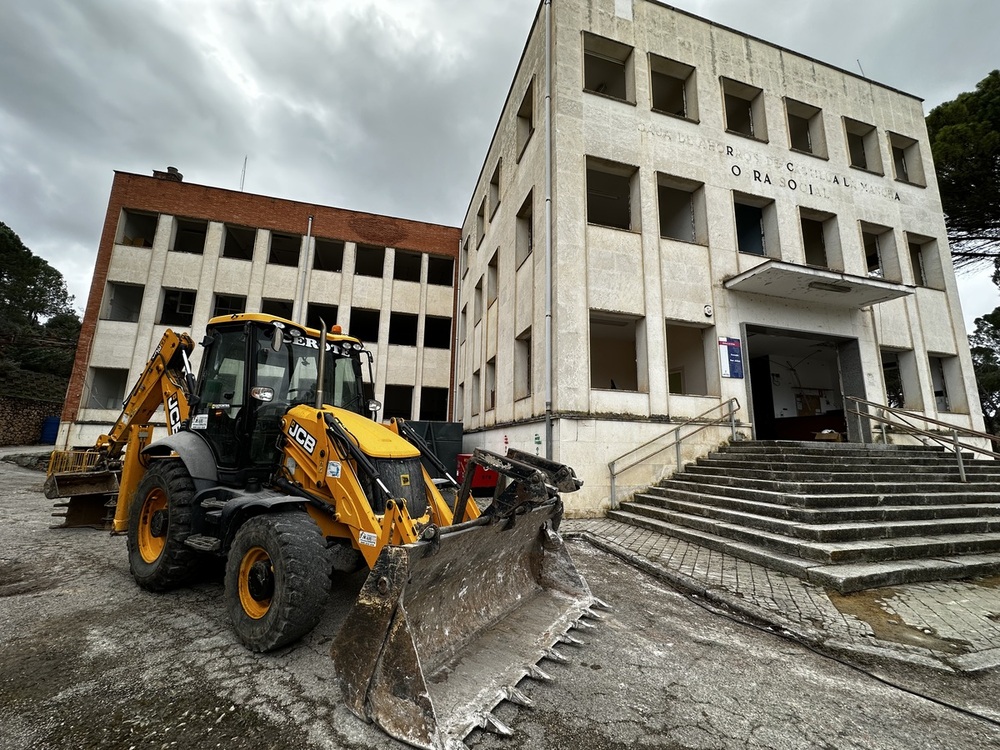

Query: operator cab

[190,314,372,487]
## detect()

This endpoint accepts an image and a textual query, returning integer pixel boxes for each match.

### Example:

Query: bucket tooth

[590,597,612,611]
[501,686,534,708]
[543,648,569,664]
[581,607,606,621]
[570,618,596,631]
[527,664,553,682]
[477,713,514,736]
[557,633,584,647]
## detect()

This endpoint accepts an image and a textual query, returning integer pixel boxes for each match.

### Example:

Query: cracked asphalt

[1,455,999,749]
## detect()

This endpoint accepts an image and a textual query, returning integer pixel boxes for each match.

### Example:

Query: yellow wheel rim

[238,547,273,619]
[137,488,168,563]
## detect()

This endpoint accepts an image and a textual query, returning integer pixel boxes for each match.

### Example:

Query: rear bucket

[44,471,119,529]
[332,501,598,749]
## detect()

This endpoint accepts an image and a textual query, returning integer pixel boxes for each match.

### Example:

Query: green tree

[926,70,1000,269]
[969,308,1000,438]
[0,220,74,324]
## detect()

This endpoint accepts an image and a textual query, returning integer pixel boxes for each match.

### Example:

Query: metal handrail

[845,396,999,482]
[608,398,742,508]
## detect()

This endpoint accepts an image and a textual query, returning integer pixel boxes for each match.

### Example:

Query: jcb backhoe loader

[45,313,603,749]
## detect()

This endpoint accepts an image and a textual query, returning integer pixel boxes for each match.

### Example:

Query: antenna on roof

[239,155,248,191]
[856,59,867,79]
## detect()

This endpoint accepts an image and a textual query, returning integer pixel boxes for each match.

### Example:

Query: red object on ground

[456,453,499,490]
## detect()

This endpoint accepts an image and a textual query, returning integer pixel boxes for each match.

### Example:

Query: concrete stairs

[607,441,1000,592]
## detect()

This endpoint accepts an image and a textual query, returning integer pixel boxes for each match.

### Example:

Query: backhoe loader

[44,313,602,749]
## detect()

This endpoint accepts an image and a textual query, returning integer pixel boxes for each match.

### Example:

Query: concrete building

[59,170,459,449]
[457,0,984,514]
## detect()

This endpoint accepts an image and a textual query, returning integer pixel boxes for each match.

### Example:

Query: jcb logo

[288,421,317,455]
[167,394,182,434]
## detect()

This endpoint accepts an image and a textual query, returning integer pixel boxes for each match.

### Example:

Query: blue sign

[718,337,744,379]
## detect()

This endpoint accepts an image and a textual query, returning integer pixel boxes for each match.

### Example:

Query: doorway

[744,326,860,441]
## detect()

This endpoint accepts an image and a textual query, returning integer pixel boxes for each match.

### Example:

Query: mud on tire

[224,511,332,652]
[127,459,201,591]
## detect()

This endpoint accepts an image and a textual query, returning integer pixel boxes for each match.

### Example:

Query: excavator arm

[44,329,197,528]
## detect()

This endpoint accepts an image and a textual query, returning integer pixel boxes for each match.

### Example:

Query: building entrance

[744,326,860,441]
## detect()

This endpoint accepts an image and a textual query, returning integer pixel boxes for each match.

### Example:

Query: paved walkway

[564,518,1000,672]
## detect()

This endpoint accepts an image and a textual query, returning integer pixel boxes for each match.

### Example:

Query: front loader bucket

[332,501,598,749]
[44,471,119,529]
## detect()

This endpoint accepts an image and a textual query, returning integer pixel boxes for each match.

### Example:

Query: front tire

[127,459,200,591]
[225,511,332,652]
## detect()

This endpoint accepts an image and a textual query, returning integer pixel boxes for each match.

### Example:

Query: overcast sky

[1,0,998,330]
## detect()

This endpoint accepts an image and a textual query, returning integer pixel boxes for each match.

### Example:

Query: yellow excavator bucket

[43,449,119,529]
[332,498,601,749]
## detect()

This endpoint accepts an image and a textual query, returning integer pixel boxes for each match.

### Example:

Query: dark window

[355,245,385,277]
[516,191,534,266]
[844,118,882,173]
[476,199,486,247]
[889,131,925,185]
[586,157,638,231]
[427,256,454,286]
[213,294,246,317]
[424,316,452,349]
[223,225,256,260]
[734,203,765,256]
[657,175,705,243]
[489,161,502,218]
[160,289,196,326]
[517,79,535,159]
[419,387,449,421]
[583,32,633,103]
[801,218,827,267]
[268,233,301,266]
[393,250,422,282]
[649,55,696,120]
[173,219,207,254]
[863,230,882,277]
[785,99,825,157]
[261,298,293,319]
[87,367,129,409]
[119,210,157,247]
[314,238,345,272]
[101,282,144,322]
[306,303,338,331]
[383,385,413,420]
[388,312,418,346]
[722,78,766,140]
[350,308,380,342]
[487,251,499,306]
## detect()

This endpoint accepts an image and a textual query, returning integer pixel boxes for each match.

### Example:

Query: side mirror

[271,321,285,352]
[251,387,275,403]
[367,399,382,417]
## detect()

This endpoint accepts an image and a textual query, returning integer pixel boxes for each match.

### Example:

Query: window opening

[420,387,449,421]
[590,312,642,391]
[657,174,705,243]
[476,199,486,247]
[722,78,766,141]
[734,200,766,256]
[349,308,381,343]
[486,357,497,411]
[213,294,246,318]
[223,225,256,260]
[881,350,905,409]
[888,131,925,186]
[583,32,633,103]
[313,238,345,272]
[515,328,532,400]
[649,54,696,120]
[489,161,502,218]
[119,210,157,247]
[101,282,144,322]
[86,367,129,409]
[487,252,499,306]
[424,316,451,349]
[388,312,418,346]
[665,323,709,395]
[587,157,638,231]
[516,191,534,266]
[173,219,207,254]
[383,385,413,420]
[427,256,453,286]
[844,118,883,173]
[785,98,825,157]
[355,245,386,277]
[393,249,422,282]
[305,303,338,331]
[517,79,535,158]
[160,288,196,326]
[268,233,301,266]
[261,298,293,319]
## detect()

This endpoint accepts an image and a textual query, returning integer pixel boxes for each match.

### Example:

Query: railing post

[729,399,737,441]
[609,461,617,510]
[675,433,682,474]
[879,409,886,445]
[953,429,967,482]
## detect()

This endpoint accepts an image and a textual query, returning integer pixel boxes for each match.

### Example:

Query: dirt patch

[1,453,51,472]
[0,560,60,597]
[828,588,971,654]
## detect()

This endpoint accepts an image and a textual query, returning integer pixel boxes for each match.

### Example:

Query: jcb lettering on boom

[42,313,602,750]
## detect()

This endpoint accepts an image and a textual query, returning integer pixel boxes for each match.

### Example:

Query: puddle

[827,588,972,654]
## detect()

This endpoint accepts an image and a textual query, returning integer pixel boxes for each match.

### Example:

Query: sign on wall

[719,337,744,379]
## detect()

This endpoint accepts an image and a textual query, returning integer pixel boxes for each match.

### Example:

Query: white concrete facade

[457,0,984,516]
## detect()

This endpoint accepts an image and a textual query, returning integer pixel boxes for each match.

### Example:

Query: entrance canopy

[724,260,913,308]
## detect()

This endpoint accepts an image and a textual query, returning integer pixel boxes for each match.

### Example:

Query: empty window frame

[517,78,535,159]
[905,232,944,289]
[733,193,777,257]
[313,238,345,272]
[86,367,129,410]
[349,308,381,343]
[485,357,497,412]
[657,173,706,244]
[844,118,883,173]
[459,305,467,342]
[355,245,386,277]
[880,349,906,409]
[160,288,196,326]
[424,316,451,349]
[888,132,926,186]
[589,311,644,392]
[306,303,338,331]
[118,209,158,247]
[461,237,470,278]
[101,282,144,322]
[649,54,697,120]
[261,298,293,319]
[172,219,207,254]
[213,293,246,318]
[929,354,963,413]
[388,312,418,346]
[785,98,826,157]
[487,251,499,306]
[383,385,413,420]
[515,328,532,400]
[427,256,454,286]
[474,278,484,324]
[799,208,842,270]
[476,199,487,248]
[860,222,899,281]
[223,225,256,260]
[516,191,534,267]
[489,161,502,218]
[665,323,710,395]
[722,78,767,141]
[268,232,301,266]
[472,370,481,416]
[393,249,423,282]
[586,157,640,231]
[419,387,449,421]
[582,32,634,103]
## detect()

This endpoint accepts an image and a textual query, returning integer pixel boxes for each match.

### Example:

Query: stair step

[682,465,1000,484]
[183,534,222,552]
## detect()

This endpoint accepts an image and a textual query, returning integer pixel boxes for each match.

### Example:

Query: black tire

[224,511,332,652]
[127,459,201,591]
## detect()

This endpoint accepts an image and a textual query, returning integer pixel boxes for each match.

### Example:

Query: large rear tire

[127,459,201,591]
[224,511,332,652]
